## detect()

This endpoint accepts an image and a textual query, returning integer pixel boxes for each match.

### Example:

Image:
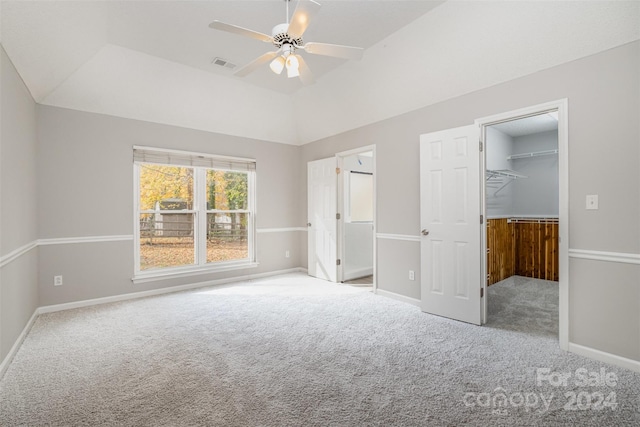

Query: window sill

[132,261,259,284]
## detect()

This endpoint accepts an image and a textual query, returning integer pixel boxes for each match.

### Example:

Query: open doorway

[484,112,560,338]
[338,150,374,289]
[418,100,568,346]
[307,145,376,290]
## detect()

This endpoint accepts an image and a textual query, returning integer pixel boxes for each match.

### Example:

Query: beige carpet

[1,273,639,426]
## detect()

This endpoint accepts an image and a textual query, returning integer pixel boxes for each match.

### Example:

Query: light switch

[586,195,599,210]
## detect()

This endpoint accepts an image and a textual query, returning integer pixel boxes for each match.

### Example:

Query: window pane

[350,172,373,222]
[206,213,249,263]
[139,213,195,270]
[139,165,194,211]
[206,170,248,210]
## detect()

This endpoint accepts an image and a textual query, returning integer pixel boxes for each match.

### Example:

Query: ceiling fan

[209,0,364,85]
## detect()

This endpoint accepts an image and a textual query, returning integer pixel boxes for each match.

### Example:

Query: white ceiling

[1,0,442,98]
[1,1,639,145]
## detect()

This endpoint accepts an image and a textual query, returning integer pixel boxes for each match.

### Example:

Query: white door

[308,157,337,282]
[420,125,482,325]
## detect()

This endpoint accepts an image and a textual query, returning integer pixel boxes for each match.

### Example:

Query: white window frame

[132,147,257,283]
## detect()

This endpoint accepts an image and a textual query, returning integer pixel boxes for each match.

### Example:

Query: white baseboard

[568,342,640,373]
[374,288,421,307]
[0,310,39,380]
[38,267,307,314]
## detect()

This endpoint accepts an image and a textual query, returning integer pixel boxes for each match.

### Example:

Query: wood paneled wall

[514,220,559,281]
[486,218,559,285]
[486,218,515,285]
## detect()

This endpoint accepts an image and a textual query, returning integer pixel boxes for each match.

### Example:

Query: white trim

[0,228,304,269]
[376,233,420,242]
[40,268,306,314]
[568,343,640,373]
[257,227,307,233]
[132,262,260,284]
[0,310,38,380]
[38,235,134,245]
[374,289,421,307]
[0,240,38,268]
[569,249,640,265]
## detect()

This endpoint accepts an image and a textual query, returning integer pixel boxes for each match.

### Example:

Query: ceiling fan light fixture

[286,54,299,78]
[270,56,286,74]
[209,0,362,85]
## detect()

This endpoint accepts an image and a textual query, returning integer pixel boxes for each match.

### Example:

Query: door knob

[421,229,429,236]
[307,223,312,227]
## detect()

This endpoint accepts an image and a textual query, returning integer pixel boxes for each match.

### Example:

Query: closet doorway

[483,110,561,339]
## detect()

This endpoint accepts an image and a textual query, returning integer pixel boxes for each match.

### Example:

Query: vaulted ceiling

[2,1,639,145]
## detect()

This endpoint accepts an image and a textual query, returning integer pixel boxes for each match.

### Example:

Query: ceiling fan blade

[296,55,315,86]
[287,0,321,39]
[209,20,273,43]
[235,51,280,77]
[303,42,364,60]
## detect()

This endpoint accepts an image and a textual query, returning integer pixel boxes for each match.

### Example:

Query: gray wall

[511,130,559,216]
[36,106,302,306]
[299,41,640,359]
[0,47,39,362]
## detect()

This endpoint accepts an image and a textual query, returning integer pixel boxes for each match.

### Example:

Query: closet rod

[508,217,559,224]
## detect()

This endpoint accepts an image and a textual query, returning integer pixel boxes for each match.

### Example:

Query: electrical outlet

[409,270,415,281]
[285,250,290,258]
[54,275,63,286]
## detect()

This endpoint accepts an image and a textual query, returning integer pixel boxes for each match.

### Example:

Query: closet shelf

[486,169,527,195]
[486,169,527,180]
[507,149,558,160]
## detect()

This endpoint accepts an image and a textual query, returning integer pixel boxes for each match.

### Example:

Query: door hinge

[479,141,483,152]
[336,167,341,174]
[336,259,341,266]
[480,214,484,224]
[481,288,484,298]
[336,213,341,220]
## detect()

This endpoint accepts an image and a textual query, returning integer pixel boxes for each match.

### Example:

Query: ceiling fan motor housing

[271,23,303,49]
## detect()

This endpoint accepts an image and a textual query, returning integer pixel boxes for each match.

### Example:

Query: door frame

[336,145,377,291]
[475,99,569,351]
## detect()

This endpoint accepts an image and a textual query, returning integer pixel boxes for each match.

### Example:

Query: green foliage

[223,171,248,210]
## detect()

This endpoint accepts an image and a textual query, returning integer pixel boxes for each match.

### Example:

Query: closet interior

[485,113,559,285]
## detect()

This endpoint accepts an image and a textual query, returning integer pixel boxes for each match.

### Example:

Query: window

[348,171,373,222]
[133,146,256,281]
